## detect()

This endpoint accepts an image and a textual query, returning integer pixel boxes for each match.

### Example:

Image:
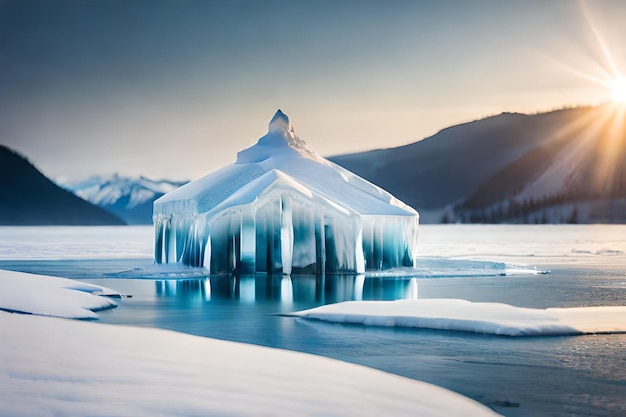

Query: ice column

[240,208,256,273]
[280,196,293,275]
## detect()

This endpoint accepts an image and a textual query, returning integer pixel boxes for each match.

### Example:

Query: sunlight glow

[556,2,626,106]
[610,77,626,104]
[538,2,626,198]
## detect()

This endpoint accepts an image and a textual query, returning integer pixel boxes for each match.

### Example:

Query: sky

[2,0,626,182]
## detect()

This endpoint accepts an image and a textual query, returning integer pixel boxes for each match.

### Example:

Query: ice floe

[291,299,626,336]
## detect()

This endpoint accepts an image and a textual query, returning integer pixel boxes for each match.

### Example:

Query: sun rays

[579,0,626,106]
[576,1,626,195]
[541,104,626,198]
[550,2,626,107]
[537,1,626,197]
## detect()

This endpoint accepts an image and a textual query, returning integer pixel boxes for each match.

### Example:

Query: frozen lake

[1,224,625,416]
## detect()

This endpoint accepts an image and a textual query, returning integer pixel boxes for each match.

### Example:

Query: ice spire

[268,109,292,134]
[236,109,326,164]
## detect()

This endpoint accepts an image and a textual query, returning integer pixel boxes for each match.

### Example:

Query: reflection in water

[238,276,255,303]
[354,275,365,301]
[203,279,211,301]
[154,274,419,304]
[407,278,418,300]
[281,276,293,305]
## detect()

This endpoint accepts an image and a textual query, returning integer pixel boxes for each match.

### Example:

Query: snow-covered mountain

[330,104,626,224]
[62,175,188,224]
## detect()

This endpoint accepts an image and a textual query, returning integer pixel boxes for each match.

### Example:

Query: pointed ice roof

[268,109,291,133]
[236,110,327,165]
[155,110,417,218]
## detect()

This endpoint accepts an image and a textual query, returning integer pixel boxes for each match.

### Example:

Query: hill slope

[330,105,626,223]
[0,145,126,225]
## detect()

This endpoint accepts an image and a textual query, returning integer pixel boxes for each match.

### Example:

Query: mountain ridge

[329,104,626,223]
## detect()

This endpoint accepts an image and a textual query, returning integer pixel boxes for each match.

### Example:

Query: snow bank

[0,269,119,319]
[291,299,626,336]
[0,313,500,417]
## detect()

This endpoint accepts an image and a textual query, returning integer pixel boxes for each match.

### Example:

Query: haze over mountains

[0,145,125,225]
[330,104,626,224]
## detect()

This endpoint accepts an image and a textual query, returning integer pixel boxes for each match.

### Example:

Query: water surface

[2,225,625,416]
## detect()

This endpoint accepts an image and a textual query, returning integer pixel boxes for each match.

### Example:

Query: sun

[609,76,626,104]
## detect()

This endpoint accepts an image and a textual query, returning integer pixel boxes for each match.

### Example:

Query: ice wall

[154,110,419,274]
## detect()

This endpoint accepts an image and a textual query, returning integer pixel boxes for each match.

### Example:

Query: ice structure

[153,110,419,274]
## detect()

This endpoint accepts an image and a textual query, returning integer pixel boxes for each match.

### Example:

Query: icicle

[280,195,293,275]
[353,274,365,301]
[240,209,256,273]
[203,234,211,269]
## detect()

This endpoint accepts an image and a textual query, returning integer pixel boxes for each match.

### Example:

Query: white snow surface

[292,299,626,336]
[0,269,119,319]
[0,313,501,417]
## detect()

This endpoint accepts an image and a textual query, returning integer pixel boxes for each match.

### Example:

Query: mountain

[329,104,626,223]
[62,175,188,224]
[0,145,126,225]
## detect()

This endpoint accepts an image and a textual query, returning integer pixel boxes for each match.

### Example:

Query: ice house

[153,110,419,274]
